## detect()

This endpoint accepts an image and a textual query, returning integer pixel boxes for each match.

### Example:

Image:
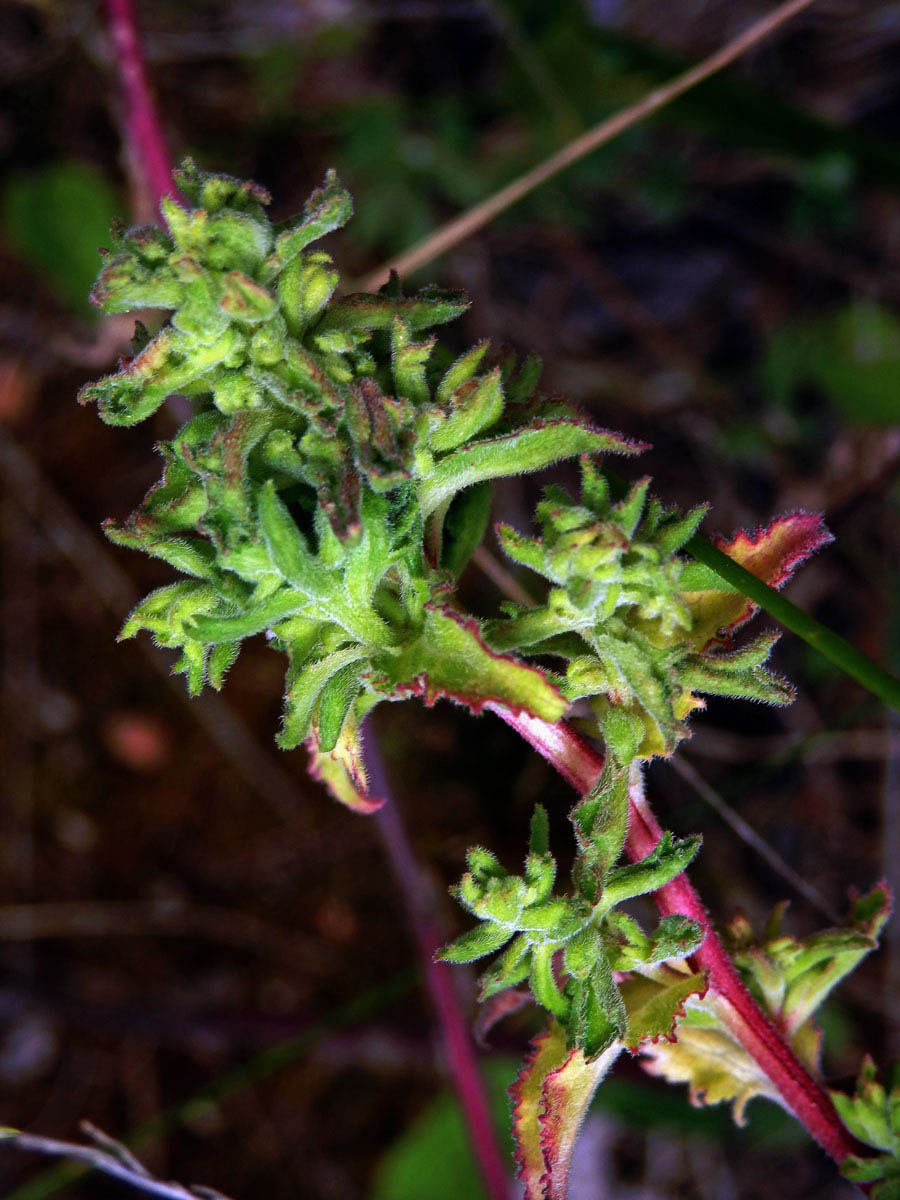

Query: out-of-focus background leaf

[1,161,120,314]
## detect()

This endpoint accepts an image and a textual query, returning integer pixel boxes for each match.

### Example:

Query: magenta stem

[364,730,511,1200]
[104,0,177,218]
[488,704,866,1171]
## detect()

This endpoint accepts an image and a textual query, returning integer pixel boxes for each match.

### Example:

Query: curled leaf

[510,1020,621,1200]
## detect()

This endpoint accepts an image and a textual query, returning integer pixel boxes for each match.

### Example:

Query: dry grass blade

[666,755,840,923]
[2,1123,232,1200]
[358,0,822,290]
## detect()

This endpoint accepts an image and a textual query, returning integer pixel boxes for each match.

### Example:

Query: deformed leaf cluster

[832,1058,900,1198]
[81,163,893,1199]
[487,462,795,759]
[641,886,891,1125]
[81,160,640,803]
[440,753,705,1060]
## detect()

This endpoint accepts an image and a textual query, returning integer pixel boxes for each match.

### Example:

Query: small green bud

[466,846,505,881]
[219,271,278,324]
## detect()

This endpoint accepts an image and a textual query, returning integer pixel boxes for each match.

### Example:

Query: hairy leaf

[510,1020,620,1200]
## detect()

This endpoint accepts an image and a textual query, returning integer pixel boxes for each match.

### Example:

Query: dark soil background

[1,2,899,1197]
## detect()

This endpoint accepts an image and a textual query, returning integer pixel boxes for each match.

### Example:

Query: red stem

[365,731,512,1200]
[488,704,866,1170]
[104,0,177,219]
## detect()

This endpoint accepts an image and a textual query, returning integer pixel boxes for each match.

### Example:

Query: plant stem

[684,531,900,714]
[104,0,177,219]
[364,731,512,1200]
[488,704,867,1170]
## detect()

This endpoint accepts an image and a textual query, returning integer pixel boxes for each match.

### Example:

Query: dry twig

[2,1122,232,1200]
[359,0,822,289]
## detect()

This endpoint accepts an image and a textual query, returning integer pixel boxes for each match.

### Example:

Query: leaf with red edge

[618,967,708,1050]
[304,714,384,815]
[375,603,567,723]
[640,1013,782,1126]
[682,512,833,648]
[642,890,890,1127]
[510,1020,620,1200]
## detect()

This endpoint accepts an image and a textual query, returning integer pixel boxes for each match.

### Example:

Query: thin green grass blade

[683,533,900,715]
[600,467,900,714]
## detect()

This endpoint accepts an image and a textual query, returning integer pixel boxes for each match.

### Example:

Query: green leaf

[427,368,504,453]
[278,251,340,334]
[439,483,493,579]
[466,846,506,881]
[601,833,702,910]
[343,490,396,606]
[599,707,645,767]
[188,590,308,644]
[571,758,630,881]
[80,324,245,426]
[568,955,625,1059]
[279,646,368,750]
[219,271,278,323]
[315,661,363,753]
[207,640,240,690]
[419,420,640,517]
[479,934,532,1000]
[589,633,681,757]
[391,317,434,405]
[619,968,707,1051]
[318,289,469,334]
[264,169,352,277]
[724,884,890,1038]
[831,1057,898,1154]
[436,922,512,965]
[840,1154,900,1186]
[678,655,794,707]
[436,341,490,404]
[529,805,550,858]
[528,943,569,1019]
[258,480,392,646]
[106,523,221,582]
[494,523,548,578]
[119,580,218,645]
[645,915,705,963]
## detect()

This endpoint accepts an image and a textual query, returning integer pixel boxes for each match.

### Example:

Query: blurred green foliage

[1,160,121,314]
[372,1058,517,1200]
[763,301,900,425]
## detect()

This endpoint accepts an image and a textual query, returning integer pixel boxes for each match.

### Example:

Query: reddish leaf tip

[714,510,833,591]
